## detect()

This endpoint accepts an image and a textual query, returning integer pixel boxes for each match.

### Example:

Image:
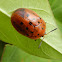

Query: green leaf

[49,0,62,33]
[1,44,62,62]
[0,0,62,59]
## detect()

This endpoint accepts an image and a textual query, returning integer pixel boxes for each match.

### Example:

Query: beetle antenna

[38,41,42,48]
[46,28,57,34]
[38,36,44,48]
[38,28,57,48]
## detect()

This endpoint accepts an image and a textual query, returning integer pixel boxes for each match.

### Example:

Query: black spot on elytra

[33,18,35,20]
[40,18,41,19]
[35,36,36,37]
[42,36,43,37]
[31,31,33,33]
[26,34,29,36]
[29,22,32,25]
[38,21,40,23]
[26,14,29,17]
[26,27,28,30]
[39,17,41,19]
[42,28,44,29]
[13,21,16,24]
[38,34,39,35]
[20,22,23,25]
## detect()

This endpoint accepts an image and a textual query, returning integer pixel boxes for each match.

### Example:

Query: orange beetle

[11,8,46,40]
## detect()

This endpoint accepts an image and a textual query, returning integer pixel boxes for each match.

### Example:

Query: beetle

[11,8,57,48]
